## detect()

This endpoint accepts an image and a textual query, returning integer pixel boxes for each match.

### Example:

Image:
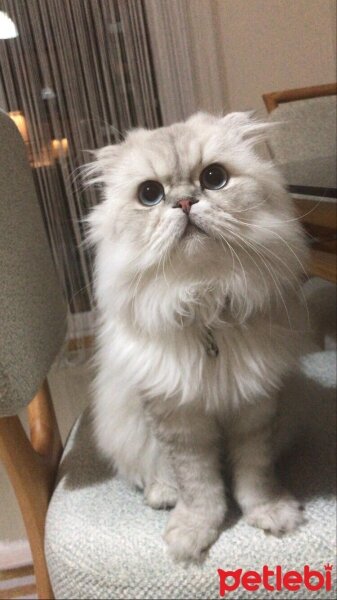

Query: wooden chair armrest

[293,197,337,231]
[309,249,337,283]
[0,381,62,599]
[27,380,63,463]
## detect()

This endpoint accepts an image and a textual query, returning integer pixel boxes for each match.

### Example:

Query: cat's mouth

[182,220,207,238]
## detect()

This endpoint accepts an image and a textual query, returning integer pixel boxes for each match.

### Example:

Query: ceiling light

[0,11,18,39]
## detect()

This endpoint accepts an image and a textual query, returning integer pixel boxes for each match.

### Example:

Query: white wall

[216,0,336,113]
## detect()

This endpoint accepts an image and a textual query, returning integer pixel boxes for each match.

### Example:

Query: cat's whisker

[209,215,303,331]
[129,264,148,322]
[242,222,308,276]
[212,226,250,322]
[238,199,322,226]
[216,238,238,309]
[232,231,294,330]
[159,245,171,289]
[221,228,273,329]
[247,235,310,328]
[232,200,266,214]
[235,227,305,330]
[234,218,310,326]
[210,224,250,322]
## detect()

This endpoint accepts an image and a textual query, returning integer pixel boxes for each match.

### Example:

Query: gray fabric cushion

[45,349,336,599]
[0,110,67,416]
[268,95,337,164]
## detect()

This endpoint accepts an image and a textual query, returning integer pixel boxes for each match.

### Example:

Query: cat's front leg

[147,402,226,563]
[229,398,304,535]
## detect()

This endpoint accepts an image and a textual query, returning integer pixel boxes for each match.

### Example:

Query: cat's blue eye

[138,180,165,206]
[200,163,229,190]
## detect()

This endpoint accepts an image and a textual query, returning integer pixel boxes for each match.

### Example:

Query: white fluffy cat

[87,112,309,563]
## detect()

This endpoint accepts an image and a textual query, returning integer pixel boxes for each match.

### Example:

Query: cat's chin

[178,222,211,261]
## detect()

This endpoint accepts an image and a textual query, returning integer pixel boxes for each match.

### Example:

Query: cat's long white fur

[87,112,309,562]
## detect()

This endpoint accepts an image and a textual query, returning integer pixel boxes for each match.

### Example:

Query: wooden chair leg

[0,380,63,600]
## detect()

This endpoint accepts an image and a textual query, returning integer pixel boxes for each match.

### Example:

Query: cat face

[88,112,306,293]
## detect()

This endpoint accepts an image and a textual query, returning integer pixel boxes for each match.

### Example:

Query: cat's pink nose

[174,197,199,215]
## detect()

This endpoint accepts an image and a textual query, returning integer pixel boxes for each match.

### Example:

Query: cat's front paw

[245,495,305,536]
[163,501,225,563]
[144,481,178,509]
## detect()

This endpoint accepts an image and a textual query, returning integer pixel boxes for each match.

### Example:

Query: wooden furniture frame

[263,83,337,283]
[0,381,62,599]
[262,82,337,112]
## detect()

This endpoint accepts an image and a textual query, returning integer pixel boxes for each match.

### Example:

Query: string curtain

[0,0,161,322]
[0,0,228,338]
[144,0,229,123]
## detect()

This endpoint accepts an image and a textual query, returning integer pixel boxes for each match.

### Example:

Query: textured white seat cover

[45,346,336,599]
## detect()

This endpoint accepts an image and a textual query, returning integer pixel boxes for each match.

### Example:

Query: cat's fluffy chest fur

[98,296,299,413]
[89,111,308,563]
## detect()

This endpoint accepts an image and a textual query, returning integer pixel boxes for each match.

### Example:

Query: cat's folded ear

[221,111,276,146]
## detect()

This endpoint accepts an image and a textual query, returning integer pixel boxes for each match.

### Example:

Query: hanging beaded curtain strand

[0,0,161,321]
